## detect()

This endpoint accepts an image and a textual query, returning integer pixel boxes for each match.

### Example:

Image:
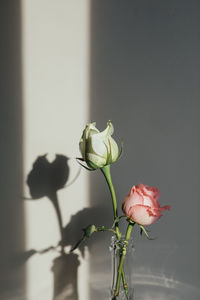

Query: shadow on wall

[16,154,110,300]
[0,1,25,299]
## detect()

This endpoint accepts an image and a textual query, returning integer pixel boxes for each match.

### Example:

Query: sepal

[83,224,97,237]
[76,158,95,171]
[70,224,97,252]
[139,225,154,240]
[117,139,124,160]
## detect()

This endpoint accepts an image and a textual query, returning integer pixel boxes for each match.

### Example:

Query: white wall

[21,1,90,299]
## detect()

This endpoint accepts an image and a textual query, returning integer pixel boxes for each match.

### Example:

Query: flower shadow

[23,153,81,299]
[62,205,110,257]
[26,154,70,245]
[18,154,110,300]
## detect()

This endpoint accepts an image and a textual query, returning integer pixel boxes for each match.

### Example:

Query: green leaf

[70,236,86,252]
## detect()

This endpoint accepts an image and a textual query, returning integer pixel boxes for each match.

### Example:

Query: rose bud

[79,120,119,169]
[122,184,170,226]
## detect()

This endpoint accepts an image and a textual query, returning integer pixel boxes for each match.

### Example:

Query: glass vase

[109,235,135,300]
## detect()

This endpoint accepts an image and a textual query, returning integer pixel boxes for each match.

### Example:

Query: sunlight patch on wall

[21,1,90,299]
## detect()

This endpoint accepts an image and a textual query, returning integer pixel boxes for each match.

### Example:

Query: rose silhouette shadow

[12,249,80,300]
[26,154,70,245]
[51,252,80,300]
[20,154,112,300]
[16,206,111,300]
[23,153,82,299]
[62,205,111,257]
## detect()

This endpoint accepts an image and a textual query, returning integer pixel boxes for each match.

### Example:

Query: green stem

[101,165,121,239]
[101,166,118,218]
[114,222,134,297]
[101,165,128,294]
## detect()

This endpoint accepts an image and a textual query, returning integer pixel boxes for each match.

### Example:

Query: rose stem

[114,222,134,297]
[101,165,120,237]
[101,165,127,292]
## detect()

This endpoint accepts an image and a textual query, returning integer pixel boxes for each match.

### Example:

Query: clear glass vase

[109,235,135,300]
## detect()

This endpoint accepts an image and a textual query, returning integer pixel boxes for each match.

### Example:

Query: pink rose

[122,183,170,226]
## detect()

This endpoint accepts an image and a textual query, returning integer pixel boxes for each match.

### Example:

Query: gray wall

[89,1,200,299]
[0,1,25,299]
[1,1,200,299]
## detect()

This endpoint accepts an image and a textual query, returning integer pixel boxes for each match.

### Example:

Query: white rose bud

[79,120,119,169]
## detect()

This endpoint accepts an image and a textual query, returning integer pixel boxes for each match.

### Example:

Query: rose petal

[122,184,170,226]
[139,183,160,201]
[94,120,114,140]
[128,204,160,226]
[87,153,106,168]
[79,122,99,159]
[89,134,107,158]
[147,205,171,217]
[108,137,119,162]
[122,190,143,215]
[129,189,144,205]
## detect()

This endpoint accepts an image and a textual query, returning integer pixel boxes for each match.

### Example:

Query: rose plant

[122,184,170,226]
[79,120,119,169]
[73,121,170,299]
